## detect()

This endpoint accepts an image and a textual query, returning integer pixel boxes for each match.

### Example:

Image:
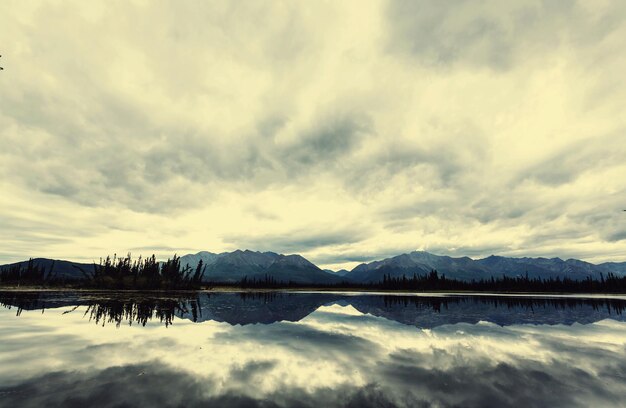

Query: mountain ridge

[183,249,343,284]
[2,250,626,285]
[345,250,626,283]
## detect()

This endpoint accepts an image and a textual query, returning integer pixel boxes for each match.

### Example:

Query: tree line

[2,257,626,293]
[229,269,626,293]
[372,269,626,293]
[77,254,207,289]
[0,254,207,290]
[0,259,54,286]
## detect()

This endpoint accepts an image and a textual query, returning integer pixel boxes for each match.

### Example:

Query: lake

[1,290,625,407]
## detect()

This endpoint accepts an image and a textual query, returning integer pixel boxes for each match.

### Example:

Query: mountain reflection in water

[1,290,625,327]
[1,291,625,408]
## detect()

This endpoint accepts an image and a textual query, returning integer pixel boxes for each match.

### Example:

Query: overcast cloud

[1,0,626,269]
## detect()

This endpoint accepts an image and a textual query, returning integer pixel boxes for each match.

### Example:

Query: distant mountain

[3,250,626,286]
[474,255,600,280]
[0,258,96,280]
[346,251,626,283]
[180,250,343,284]
[336,269,351,277]
[178,251,220,269]
[597,262,626,275]
[323,269,351,277]
[346,252,480,282]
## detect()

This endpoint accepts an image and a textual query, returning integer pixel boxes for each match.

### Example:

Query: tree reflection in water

[1,290,625,327]
[0,291,202,327]
[82,296,202,327]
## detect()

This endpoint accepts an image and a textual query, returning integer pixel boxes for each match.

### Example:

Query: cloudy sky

[1,0,626,269]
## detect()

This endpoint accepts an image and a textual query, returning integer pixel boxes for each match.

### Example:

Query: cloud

[386,0,626,70]
[3,295,626,407]
[0,364,406,408]
[225,227,369,255]
[520,132,626,186]
[606,230,626,243]
[280,111,372,169]
[228,360,278,383]
[1,1,626,266]
[378,351,621,408]
[214,322,378,356]
[127,246,191,252]
[1,335,625,408]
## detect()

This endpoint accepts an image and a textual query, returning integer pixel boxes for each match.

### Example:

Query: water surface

[1,290,625,407]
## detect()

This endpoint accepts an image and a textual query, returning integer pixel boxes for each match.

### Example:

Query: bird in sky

[0,55,3,70]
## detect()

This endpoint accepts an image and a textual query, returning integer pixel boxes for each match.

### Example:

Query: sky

[1,0,626,270]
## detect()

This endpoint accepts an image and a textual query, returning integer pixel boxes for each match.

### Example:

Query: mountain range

[344,251,626,282]
[2,250,626,285]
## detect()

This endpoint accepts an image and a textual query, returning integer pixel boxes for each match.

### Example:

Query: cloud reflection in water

[0,291,625,407]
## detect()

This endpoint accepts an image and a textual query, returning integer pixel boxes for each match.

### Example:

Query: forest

[233,269,626,293]
[0,255,206,290]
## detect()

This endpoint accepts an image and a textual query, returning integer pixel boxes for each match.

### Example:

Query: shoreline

[1,286,626,298]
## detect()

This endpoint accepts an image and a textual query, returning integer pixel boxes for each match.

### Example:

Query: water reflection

[0,291,625,407]
[0,291,203,327]
[1,290,625,327]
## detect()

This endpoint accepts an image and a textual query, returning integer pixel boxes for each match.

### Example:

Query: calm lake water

[1,291,626,408]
